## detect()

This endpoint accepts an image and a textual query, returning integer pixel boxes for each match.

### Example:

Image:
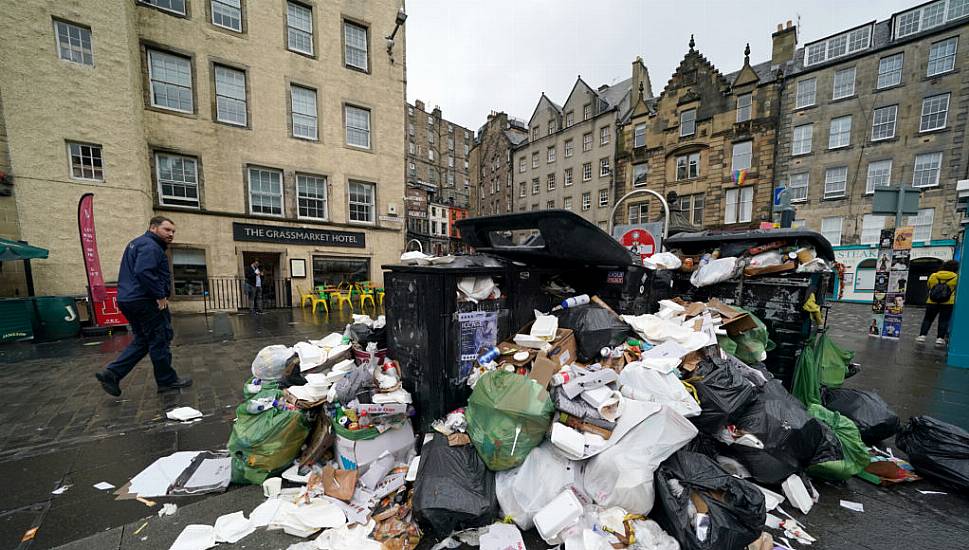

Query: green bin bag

[792,334,854,407]
[466,370,554,471]
[228,389,311,485]
[242,377,280,400]
[724,308,775,366]
[806,404,870,481]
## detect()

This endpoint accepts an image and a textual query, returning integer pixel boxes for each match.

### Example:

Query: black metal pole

[23,258,35,297]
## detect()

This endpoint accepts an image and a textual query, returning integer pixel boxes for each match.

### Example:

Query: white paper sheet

[249,498,281,528]
[93,481,115,491]
[166,407,203,422]
[129,452,201,497]
[169,524,216,550]
[839,500,864,512]
[214,511,254,543]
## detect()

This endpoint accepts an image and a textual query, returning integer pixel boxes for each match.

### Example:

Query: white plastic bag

[748,250,783,268]
[251,345,294,381]
[583,405,698,514]
[619,362,701,418]
[495,443,578,531]
[642,252,682,271]
[627,519,680,550]
[689,257,738,288]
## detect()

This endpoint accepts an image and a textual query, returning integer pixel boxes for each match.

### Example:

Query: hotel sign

[232,222,365,248]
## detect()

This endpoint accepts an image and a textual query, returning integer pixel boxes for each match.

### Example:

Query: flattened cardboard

[743,262,796,277]
[722,314,757,336]
[683,302,707,318]
[705,298,741,320]
[515,323,577,367]
[447,433,471,446]
[529,351,560,389]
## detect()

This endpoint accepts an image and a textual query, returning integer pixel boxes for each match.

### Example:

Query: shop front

[833,240,956,305]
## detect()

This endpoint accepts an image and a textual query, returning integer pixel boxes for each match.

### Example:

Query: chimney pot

[777,23,783,31]
[786,20,793,29]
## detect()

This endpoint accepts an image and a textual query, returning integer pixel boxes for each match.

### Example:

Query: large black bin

[662,229,835,388]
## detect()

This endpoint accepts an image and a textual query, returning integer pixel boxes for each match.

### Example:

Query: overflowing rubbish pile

[655,239,830,288]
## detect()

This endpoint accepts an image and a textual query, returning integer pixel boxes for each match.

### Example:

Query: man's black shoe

[95,371,121,397]
[157,376,193,393]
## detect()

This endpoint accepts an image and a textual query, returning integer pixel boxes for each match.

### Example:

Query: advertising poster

[885,293,905,315]
[871,292,886,314]
[883,314,903,338]
[869,315,884,336]
[871,229,896,338]
[890,250,910,270]
[888,271,908,294]
[874,272,890,292]
[457,311,498,381]
[893,226,914,250]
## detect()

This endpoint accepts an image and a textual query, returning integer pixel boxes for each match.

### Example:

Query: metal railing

[204,277,292,311]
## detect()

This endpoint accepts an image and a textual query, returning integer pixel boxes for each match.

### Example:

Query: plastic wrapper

[792,334,854,407]
[495,443,578,530]
[619,361,702,418]
[896,416,969,492]
[228,389,311,484]
[687,358,758,435]
[722,308,774,365]
[822,387,900,444]
[689,257,738,288]
[251,345,295,381]
[652,450,766,550]
[465,371,555,471]
[555,303,636,362]
[413,433,498,540]
[805,404,870,481]
[643,252,682,271]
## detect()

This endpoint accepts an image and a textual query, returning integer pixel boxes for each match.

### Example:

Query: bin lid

[663,229,835,261]
[456,210,637,267]
[0,237,48,262]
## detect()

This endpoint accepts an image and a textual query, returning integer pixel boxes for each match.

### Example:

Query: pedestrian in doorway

[245,259,264,314]
[95,216,192,396]
[917,260,959,346]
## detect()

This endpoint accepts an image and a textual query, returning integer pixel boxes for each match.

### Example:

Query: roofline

[803,19,877,49]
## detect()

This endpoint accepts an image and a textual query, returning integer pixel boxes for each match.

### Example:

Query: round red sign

[620,228,656,263]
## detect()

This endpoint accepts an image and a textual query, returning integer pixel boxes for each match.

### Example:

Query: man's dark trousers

[105,300,178,385]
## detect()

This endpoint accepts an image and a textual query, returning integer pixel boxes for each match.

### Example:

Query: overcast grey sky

[405,0,917,130]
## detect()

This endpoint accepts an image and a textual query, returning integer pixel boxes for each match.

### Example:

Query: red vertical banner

[78,194,127,327]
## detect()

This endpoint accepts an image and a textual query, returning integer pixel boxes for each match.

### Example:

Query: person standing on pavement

[917,260,959,346]
[95,216,192,396]
[245,259,264,314]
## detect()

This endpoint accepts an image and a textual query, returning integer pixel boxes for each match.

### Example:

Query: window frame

[907,208,935,243]
[870,105,898,141]
[912,152,943,188]
[531,178,539,195]
[290,83,318,140]
[146,48,194,114]
[675,153,700,180]
[563,196,573,210]
[247,165,284,217]
[792,123,813,156]
[547,146,556,163]
[736,93,752,122]
[582,133,593,152]
[824,166,848,199]
[632,163,648,187]
[832,67,856,100]
[347,180,376,224]
[927,37,958,77]
[342,19,370,73]
[213,63,248,127]
[789,172,809,202]
[865,159,893,194]
[210,0,243,33]
[546,173,556,191]
[138,0,187,16]
[286,1,315,57]
[731,140,753,172]
[920,93,950,132]
[599,157,611,177]
[861,214,887,245]
[795,78,817,109]
[53,19,94,66]
[598,189,609,208]
[828,115,852,149]
[581,192,592,211]
[344,104,372,150]
[296,173,328,221]
[821,216,843,246]
[67,141,104,182]
[877,53,904,89]
[599,126,610,145]
[679,109,696,137]
[633,123,647,147]
[519,157,526,173]
[155,151,200,208]
[564,167,574,186]
[564,139,574,158]
[723,186,754,224]
[582,162,592,182]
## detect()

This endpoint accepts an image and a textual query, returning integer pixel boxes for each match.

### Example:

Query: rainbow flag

[732,169,748,185]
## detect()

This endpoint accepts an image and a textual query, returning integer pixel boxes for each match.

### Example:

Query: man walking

[245,259,264,314]
[917,260,959,346]
[95,216,192,396]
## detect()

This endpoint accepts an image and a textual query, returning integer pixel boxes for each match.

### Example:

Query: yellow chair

[332,289,354,313]
[310,291,329,316]
[359,288,375,309]
[299,286,316,308]
[376,288,386,307]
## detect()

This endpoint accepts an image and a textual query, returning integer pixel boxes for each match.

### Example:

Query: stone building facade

[469,111,528,217]
[0,0,407,310]
[616,38,784,232]
[404,100,473,254]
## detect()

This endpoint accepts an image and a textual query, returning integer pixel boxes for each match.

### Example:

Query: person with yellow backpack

[917,260,959,346]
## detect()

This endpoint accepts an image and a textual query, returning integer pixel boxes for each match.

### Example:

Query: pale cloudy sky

[405,0,916,130]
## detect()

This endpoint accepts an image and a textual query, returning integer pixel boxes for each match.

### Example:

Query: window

[676,153,700,180]
[877,53,903,88]
[861,215,886,245]
[211,0,242,32]
[736,94,752,122]
[407,161,415,174]
[871,105,897,141]
[920,94,950,132]
[147,49,193,113]
[140,0,186,15]
[583,133,593,152]
[348,181,375,223]
[548,120,555,135]
[795,78,816,108]
[866,160,892,193]
[821,216,843,246]
[598,189,609,207]
[547,173,556,191]
[531,178,539,194]
[68,142,103,181]
[633,123,646,147]
[679,194,704,225]
[408,143,415,156]
[296,174,327,220]
[447,138,454,151]
[408,123,414,136]
[679,109,696,137]
[564,167,574,186]
[564,139,574,157]
[628,203,648,224]
[731,141,752,171]
[907,208,935,242]
[448,156,455,168]
[344,105,371,149]
[927,37,957,76]
[583,103,592,120]
[913,152,943,187]
[54,20,93,65]
[895,1,969,38]
[828,116,852,149]
[519,182,526,198]
[519,157,526,173]
[582,192,592,210]
[290,85,317,139]
[792,124,813,155]
[428,115,435,127]
[599,158,610,177]
[582,162,592,181]
[214,65,247,126]
[428,133,435,145]
[532,127,539,141]
[172,249,207,297]
[287,2,314,55]
[248,167,282,216]
[428,149,435,161]
[824,166,848,198]
[724,187,753,224]
[547,146,556,163]
[832,67,856,100]
[803,25,871,66]
[600,127,610,145]
[789,173,809,202]
[344,20,369,71]
[531,152,539,168]
[566,111,574,127]
[564,196,573,210]
[156,152,199,207]
[632,164,648,187]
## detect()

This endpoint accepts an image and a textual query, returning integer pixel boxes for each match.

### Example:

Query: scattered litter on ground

[839,500,865,512]
[93,481,115,491]
[166,406,204,422]
[133,522,149,536]
[51,484,72,495]
[21,527,38,542]
[169,524,216,550]
[158,503,178,517]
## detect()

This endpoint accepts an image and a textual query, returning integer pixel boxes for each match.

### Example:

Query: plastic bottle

[551,371,574,386]
[367,342,379,371]
[477,346,501,366]
[341,324,353,345]
[246,397,278,414]
[245,378,262,394]
[626,338,642,348]
[381,360,399,378]
[552,294,591,312]
[358,411,371,427]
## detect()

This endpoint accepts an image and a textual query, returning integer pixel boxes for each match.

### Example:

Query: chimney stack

[772,21,797,66]
[631,56,653,99]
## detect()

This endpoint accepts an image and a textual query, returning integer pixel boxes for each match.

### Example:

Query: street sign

[619,227,657,264]
[773,187,784,207]
[872,186,921,222]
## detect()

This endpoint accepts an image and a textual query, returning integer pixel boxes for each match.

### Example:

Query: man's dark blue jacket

[117,232,170,302]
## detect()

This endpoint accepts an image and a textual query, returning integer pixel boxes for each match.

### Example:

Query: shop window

[312,256,369,288]
[172,248,207,297]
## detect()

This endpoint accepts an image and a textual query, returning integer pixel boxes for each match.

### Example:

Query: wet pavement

[0,302,967,549]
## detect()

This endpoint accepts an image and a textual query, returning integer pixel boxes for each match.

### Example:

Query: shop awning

[0,237,49,262]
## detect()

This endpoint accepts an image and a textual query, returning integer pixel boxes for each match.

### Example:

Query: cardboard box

[515,322,577,367]
[743,262,796,277]
[529,351,560,389]
[705,298,758,336]
[336,422,415,473]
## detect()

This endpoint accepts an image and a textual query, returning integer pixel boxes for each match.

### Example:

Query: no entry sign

[619,228,657,264]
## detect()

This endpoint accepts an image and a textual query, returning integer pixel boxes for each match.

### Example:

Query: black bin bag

[653,450,767,550]
[554,303,635,363]
[897,416,969,492]
[822,387,900,444]
[413,433,498,540]
[688,358,758,435]
[727,379,841,484]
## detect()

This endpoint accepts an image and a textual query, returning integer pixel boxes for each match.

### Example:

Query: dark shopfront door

[243,251,281,305]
